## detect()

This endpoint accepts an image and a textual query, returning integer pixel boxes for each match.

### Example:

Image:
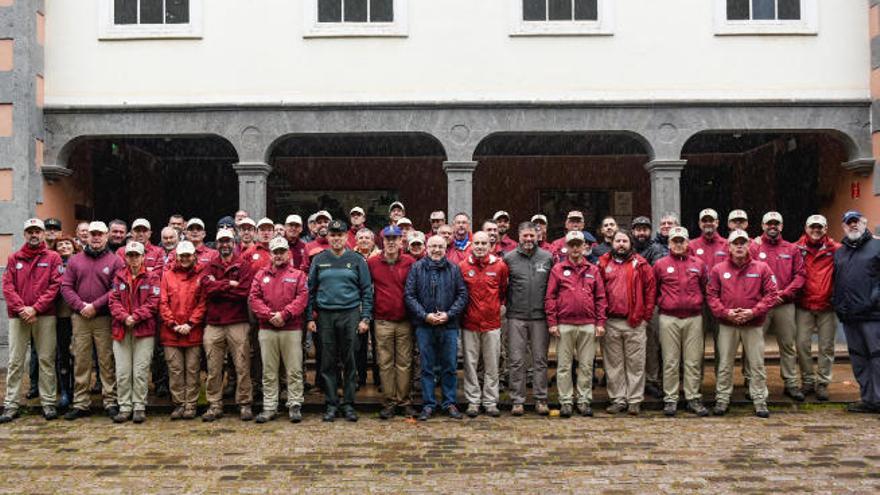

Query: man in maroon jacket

[115,218,165,273]
[707,229,779,418]
[0,219,63,423]
[689,208,728,374]
[368,226,416,419]
[654,227,709,417]
[201,228,255,422]
[549,211,586,263]
[493,211,518,254]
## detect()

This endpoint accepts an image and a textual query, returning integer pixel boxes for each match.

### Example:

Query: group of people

[2,200,880,425]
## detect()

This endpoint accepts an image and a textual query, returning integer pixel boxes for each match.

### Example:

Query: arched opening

[473,132,651,241]
[267,133,447,231]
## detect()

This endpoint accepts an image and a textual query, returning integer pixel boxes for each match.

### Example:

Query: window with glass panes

[522,0,598,22]
[318,0,394,23]
[113,0,189,25]
[726,0,801,21]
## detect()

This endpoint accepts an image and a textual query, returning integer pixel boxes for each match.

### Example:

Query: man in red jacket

[794,214,840,401]
[115,218,165,273]
[546,230,606,418]
[0,219,63,423]
[248,237,309,424]
[184,218,220,267]
[707,229,779,418]
[459,231,509,418]
[368,226,416,419]
[446,212,473,265]
[688,208,728,374]
[201,228,255,422]
[654,227,709,417]
[549,210,586,263]
[493,211,518,254]
[749,211,806,401]
[599,230,656,416]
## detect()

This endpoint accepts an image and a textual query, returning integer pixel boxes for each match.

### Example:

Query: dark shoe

[63,408,91,420]
[511,404,524,417]
[202,406,223,422]
[815,384,829,402]
[42,406,58,421]
[687,399,709,417]
[26,388,39,400]
[645,383,663,399]
[322,408,337,422]
[170,406,185,420]
[58,393,71,410]
[255,410,277,424]
[289,405,302,423]
[846,401,880,413]
[605,402,627,415]
[465,403,480,418]
[418,407,433,421]
[627,403,640,416]
[713,402,729,416]
[240,406,254,421]
[559,404,572,418]
[801,383,815,396]
[755,403,770,418]
[403,405,418,418]
[343,407,358,422]
[535,401,550,416]
[663,402,677,417]
[485,405,501,418]
[784,387,805,402]
[155,384,170,398]
[132,410,146,424]
[182,407,197,420]
[106,405,120,418]
[446,405,463,420]
[379,405,396,420]
[577,403,593,417]
[0,408,19,423]
[112,411,130,423]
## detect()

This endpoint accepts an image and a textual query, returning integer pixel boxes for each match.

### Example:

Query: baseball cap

[430,211,446,221]
[382,226,403,237]
[699,209,719,221]
[315,210,332,222]
[397,217,413,226]
[728,209,748,222]
[216,228,235,241]
[268,237,289,252]
[669,226,689,240]
[125,241,145,255]
[493,210,510,221]
[88,221,108,233]
[805,214,827,228]
[762,211,783,224]
[531,214,547,224]
[843,210,863,223]
[216,216,235,229]
[632,216,652,228]
[256,217,275,229]
[349,207,365,216]
[328,219,348,233]
[131,218,151,231]
[44,218,62,230]
[285,214,303,226]
[307,213,317,224]
[186,218,205,230]
[389,201,405,212]
[23,218,45,231]
[582,231,597,244]
[567,210,584,220]
[728,229,750,243]
[565,231,585,245]
[176,241,196,255]
[238,217,256,228]
[408,231,426,246]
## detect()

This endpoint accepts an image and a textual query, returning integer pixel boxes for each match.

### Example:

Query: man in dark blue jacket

[405,234,469,421]
[833,210,880,413]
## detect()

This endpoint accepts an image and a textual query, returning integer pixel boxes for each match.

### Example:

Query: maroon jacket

[108,267,160,340]
[498,235,518,254]
[2,243,63,318]
[61,247,126,316]
[545,257,607,327]
[653,253,707,319]
[248,261,309,331]
[749,234,806,304]
[707,256,779,326]
[689,233,728,269]
[201,253,254,326]
[368,253,415,321]
[115,242,166,273]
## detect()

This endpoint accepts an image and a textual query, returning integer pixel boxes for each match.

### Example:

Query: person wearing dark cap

[306,219,374,422]
[833,210,880,413]
[631,216,664,264]
[630,216,665,399]
[44,218,63,250]
[206,216,236,249]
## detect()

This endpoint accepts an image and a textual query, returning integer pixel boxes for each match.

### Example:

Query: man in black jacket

[833,210,880,413]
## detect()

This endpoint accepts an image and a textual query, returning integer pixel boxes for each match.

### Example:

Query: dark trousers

[354,321,379,386]
[56,317,74,399]
[317,308,360,409]
[416,326,459,410]
[843,321,880,406]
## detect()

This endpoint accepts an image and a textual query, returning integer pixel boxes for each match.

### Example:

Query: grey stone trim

[41,164,74,182]
[872,37,880,70]
[872,0,880,9]
[443,161,478,222]
[644,160,686,229]
[233,162,272,220]
[842,158,876,176]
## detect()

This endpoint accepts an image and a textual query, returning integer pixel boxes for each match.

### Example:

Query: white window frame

[509,0,614,37]
[714,0,818,36]
[303,0,408,39]
[98,0,203,40]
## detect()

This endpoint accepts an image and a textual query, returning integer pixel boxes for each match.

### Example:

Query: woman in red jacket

[108,242,160,423]
[160,241,207,420]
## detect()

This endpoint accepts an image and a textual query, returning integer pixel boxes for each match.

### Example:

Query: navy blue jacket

[833,230,880,323]
[404,256,469,329]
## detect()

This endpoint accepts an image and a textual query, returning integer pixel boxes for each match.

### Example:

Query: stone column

[644,159,686,228]
[443,161,477,221]
[233,162,272,220]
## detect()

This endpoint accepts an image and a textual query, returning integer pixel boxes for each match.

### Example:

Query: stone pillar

[233,162,271,220]
[443,161,478,221]
[644,159,686,228]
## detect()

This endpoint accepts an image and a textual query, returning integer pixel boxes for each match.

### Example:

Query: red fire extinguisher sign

[852,182,861,199]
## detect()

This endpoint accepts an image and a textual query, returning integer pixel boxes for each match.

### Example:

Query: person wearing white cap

[159,241,207,420]
[60,220,125,420]
[243,217,275,274]
[304,210,333,260]
[794,214,840,402]
[347,207,368,249]
[184,218,220,267]
[396,217,414,238]
[727,209,749,235]
[749,211,806,402]
[429,210,446,235]
[237,217,257,253]
[302,213,317,243]
[115,219,165,273]
[492,211,517,254]
[282,214,308,271]
[107,242,161,424]
[407,230,426,260]
[389,201,405,223]
[530,214,552,250]
[0,219,64,423]
[689,208,728,376]
[549,211,586,264]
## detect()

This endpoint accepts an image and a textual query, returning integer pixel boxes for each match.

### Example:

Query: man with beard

[44,218,62,250]
[599,230,656,416]
[237,217,257,254]
[833,211,880,413]
[531,214,552,251]
[446,213,473,265]
[550,211,586,264]
[593,217,618,258]
[347,207,368,249]
[794,215,839,402]
[108,219,129,253]
[493,211,518,254]
[749,212,806,401]
[689,208,728,375]
[305,210,333,261]
[630,216,665,398]
[301,213,317,243]
[482,220,503,256]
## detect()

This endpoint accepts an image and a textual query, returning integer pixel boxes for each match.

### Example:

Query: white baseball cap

[125,241,145,255]
[493,210,510,221]
[23,218,45,231]
[565,231,585,244]
[397,217,413,226]
[269,237,289,252]
[699,209,719,221]
[408,231,426,246]
[669,226,689,241]
[349,207,365,216]
[315,210,332,221]
[728,210,748,222]
[762,211,783,224]
[389,201,405,212]
[805,214,827,228]
[531,214,548,224]
[176,241,196,255]
[88,221,109,233]
[256,217,274,229]
[430,211,446,221]
[185,218,205,230]
[728,229,750,243]
[285,214,303,226]
[238,217,256,228]
[216,228,235,241]
[131,218,151,230]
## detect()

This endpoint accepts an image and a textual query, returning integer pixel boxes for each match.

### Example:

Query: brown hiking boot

[170,406,185,420]
[240,405,254,421]
[535,401,550,416]
[511,404,524,416]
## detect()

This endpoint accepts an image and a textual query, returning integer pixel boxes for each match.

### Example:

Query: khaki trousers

[716,323,767,405]
[604,318,646,405]
[462,328,501,407]
[164,345,201,409]
[375,320,413,406]
[4,316,56,409]
[555,324,596,405]
[71,314,116,410]
[750,303,798,388]
[795,308,837,387]
[204,323,252,407]
[112,333,154,413]
[659,314,704,402]
[258,329,303,412]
